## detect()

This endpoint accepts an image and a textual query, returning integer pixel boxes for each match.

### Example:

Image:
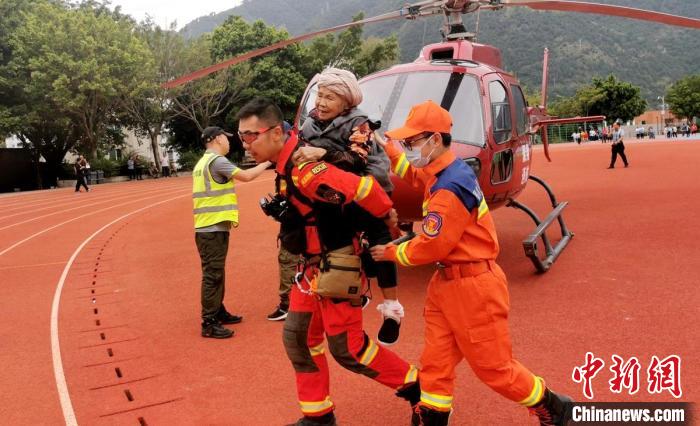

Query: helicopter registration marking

[521,166,529,184]
[521,145,530,162]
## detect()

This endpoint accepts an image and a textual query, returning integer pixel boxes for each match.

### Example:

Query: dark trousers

[610,142,628,167]
[355,207,398,289]
[75,171,89,191]
[195,231,229,321]
[278,245,298,309]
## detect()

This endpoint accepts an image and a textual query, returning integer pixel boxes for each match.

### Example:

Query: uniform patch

[300,171,315,187]
[422,212,443,237]
[311,163,328,175]
[316,184,345,204]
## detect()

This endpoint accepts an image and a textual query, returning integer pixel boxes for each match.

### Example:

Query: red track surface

[1,139,698,425]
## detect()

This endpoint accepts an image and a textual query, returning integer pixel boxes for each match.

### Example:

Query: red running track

[0,139,698,425]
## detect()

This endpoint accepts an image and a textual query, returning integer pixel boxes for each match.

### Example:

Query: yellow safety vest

[192,152,239,229]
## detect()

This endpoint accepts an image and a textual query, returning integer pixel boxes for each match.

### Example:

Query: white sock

[378,299,404,321]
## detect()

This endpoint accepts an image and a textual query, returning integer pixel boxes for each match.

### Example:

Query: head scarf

[317,67,363,108]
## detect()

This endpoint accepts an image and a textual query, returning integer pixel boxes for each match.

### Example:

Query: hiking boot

[201,319,233,339]
[412,406,450,426]
[286,412,336,426]
[528,388,573,426]
[267,305,288,321]
[216,308,242,325]
[378,316,400,346]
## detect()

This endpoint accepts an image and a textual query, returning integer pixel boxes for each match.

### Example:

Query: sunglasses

[237,125,279,144]
[401,134,432,151]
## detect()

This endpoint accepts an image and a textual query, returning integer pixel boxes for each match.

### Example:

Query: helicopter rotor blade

[163,1,448,89]
[498,1,700,30]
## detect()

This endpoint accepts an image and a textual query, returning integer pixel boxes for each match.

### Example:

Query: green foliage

[88,157,120,177]
[122,20,186,167]
[180,0,699,104]
[8,1,152,158]
[547,75,646,122]
[667,74,700,121]
[176,150,203,171]
[305,14,399,78]
[210,16,309,119]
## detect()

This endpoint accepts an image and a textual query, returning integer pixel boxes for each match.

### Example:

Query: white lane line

[0,182,185,219]
[0,180,185,213]
[0,186,185,231]
[0,188,187,257]
[51,192,188,426]
[50,176,272,425]
[0,261,67,270]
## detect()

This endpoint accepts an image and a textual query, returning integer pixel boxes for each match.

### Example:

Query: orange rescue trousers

[419,261,544,411]
[283,285,418,417]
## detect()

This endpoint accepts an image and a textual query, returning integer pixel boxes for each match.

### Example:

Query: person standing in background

[608,121,629,169]
[193,126,272,339]
[74,155,89,192]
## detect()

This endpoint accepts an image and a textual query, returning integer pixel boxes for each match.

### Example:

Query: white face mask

[403,136,435,168]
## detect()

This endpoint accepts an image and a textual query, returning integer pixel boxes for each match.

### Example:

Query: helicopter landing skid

[506,175,574,273]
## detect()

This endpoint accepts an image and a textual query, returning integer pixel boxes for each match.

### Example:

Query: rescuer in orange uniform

[237,98,420,426]
[370,100,573,426]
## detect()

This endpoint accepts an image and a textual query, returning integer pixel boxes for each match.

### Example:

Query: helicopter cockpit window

[298,84,319,128]
[511,85,529,136]
[359,71,485,147]
[489,81,511,144]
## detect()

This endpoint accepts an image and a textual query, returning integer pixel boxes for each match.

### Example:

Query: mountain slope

[180,0,700,103]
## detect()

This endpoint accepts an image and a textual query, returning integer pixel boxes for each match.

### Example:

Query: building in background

[633,110,679,134]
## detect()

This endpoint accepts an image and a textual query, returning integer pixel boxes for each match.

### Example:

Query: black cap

[201,126,233,144]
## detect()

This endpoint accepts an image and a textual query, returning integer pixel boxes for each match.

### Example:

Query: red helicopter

[165,0,700,272]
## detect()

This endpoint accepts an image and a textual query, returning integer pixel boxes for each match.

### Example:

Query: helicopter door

[487,79,514,186]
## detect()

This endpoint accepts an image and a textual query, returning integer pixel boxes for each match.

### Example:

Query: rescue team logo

[572,352,682,399]
[301,163,329,186]
[311,163,328,175]
[422,212,443,237]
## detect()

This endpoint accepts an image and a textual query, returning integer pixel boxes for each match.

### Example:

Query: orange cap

[385,100,452,140]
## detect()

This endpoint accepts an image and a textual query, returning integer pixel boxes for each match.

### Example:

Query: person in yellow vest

[194,126,271,338]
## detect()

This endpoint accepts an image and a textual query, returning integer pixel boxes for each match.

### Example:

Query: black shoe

[201,319,234,339]
[216,309,242,325]
[528,388,573,426]
[624,164,629,168]
[286,412,336,426]
[607,166,614,169]
[378,316,400,346]
[267,305,288,321]
[412,406,450,426]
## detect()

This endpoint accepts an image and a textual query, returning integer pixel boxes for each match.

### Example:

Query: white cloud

[109,0,243,29]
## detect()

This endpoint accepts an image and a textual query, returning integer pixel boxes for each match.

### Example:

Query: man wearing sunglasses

[193,126,271,339]
[370,100,572,426]
[237,98,420,426]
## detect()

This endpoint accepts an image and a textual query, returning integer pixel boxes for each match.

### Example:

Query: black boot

[396,380,422,426]
[201,318,233,339]
[286,412,336,426]
[412,406,450,426]
[528,388,573,426]
[216,305,243,324]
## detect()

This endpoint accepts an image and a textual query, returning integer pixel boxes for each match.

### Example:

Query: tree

[546,75,646,122]
[123,20,188,171]
[9,1,151,159]
[210,16,309,120]
[304,14,398,79]
[0,0,82,188]
[667,74,700,121]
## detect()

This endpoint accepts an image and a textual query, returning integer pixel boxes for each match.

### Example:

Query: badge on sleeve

[422,212,443,237]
